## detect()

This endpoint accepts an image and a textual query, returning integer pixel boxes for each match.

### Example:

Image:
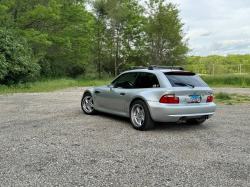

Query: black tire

[186,118,206,125]
[130,100,155,130]
[81,93,97,115]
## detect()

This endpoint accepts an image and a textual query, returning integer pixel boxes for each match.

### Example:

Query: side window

[134,73,160,88]
[112,72,138,89]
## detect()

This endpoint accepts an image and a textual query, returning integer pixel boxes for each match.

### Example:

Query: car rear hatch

[164,72,213,104]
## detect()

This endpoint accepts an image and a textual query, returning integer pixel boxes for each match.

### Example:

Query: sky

[170,0,250,56]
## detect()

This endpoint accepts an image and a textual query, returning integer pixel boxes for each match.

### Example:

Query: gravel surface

[0,87,250,186]
[212,87,250,95]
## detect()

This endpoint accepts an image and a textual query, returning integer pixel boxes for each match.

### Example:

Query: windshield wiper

[174,82,195,88]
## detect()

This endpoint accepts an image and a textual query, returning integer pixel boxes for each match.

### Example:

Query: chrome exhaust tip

[202,115,209,120]
[177,117,187,123]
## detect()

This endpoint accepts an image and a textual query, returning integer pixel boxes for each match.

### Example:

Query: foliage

[89,0,189,76]
[0,28,40,84]
[185,54,250,74]
[213,92,250,105]
[144,0,189,66]
[0,76,113,94]
[215,92,231,100]
[200,74,250,87]
[0,0,190,84]
[1,74,250,95]
[0,0,95,79]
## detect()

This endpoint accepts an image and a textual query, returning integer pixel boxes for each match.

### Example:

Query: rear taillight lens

[159,94,179,104]
[206,94,213,102]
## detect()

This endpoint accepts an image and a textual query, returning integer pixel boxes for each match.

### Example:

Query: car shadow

[79,110,209,132]
[153,122,208,132]
[97,112,131,123]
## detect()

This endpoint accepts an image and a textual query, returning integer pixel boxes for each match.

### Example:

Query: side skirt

[95,106,130,118]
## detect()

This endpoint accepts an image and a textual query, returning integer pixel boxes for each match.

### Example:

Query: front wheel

[130,100,155,130]
[81,93,97,115]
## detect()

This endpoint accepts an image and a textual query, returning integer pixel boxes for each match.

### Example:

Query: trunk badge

[194,91,197,94]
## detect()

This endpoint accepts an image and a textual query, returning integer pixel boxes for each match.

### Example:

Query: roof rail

[128,66,148,70]
[148,65,185,71]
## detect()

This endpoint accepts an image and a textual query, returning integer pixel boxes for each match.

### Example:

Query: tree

[119,0,146,68]
[0,28,40,84]
[144,0,189,66]
[0,0,95,77]
[92,0,108,77]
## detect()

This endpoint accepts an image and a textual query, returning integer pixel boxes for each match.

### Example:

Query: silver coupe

[81,65,216,130]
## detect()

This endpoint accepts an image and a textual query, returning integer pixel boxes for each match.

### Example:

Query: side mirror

[108,83,114,91]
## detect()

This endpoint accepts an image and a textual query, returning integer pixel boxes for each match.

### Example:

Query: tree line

[1,0,249,85]
[0,0,189,84]
[185,54,250,74]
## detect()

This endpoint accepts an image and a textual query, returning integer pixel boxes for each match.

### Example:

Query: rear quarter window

[134,72,160,88]
[164,72,208,87]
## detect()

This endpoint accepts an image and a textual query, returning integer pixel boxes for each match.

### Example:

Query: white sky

[170,0,250,56]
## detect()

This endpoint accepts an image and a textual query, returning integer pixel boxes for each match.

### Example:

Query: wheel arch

[129,97,153,118]
[83,90,92,96]
[83,88,95,97]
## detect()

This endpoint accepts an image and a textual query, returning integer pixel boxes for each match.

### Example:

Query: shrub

[0,28,40,84]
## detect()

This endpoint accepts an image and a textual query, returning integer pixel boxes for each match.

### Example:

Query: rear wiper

[174,82,195,88]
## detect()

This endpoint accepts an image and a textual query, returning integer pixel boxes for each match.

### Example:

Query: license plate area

[189,95,201,103]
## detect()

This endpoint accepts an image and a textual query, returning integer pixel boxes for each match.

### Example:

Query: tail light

[159,94,179,104]
[206,94,213,102]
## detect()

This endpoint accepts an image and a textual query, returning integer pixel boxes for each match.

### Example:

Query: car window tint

[112,72,138,89]
[134,73,160,88]
[165,74,208,87]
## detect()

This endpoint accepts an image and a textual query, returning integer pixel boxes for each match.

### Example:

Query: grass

[0,77,114,95]
[1,73,250,95]
[213,92,250,105]
[215,92,232,100]
[200,74,250,88]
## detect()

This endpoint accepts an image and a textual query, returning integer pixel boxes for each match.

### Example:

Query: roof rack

[128,66,148,70]
[128,65,185,71]
[148,65,185,71]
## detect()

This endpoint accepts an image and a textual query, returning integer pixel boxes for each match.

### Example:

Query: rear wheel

[81,93,97,115]
[130,100,155,130]
[186,118,206,125]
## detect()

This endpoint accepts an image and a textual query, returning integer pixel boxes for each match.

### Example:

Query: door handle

[95,91,101,94]
[120,93,125,96]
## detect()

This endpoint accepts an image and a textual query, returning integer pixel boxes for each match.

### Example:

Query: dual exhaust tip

[177,115,209,123]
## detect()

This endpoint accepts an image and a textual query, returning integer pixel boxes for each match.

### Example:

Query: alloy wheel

[82,95,94,113]
[131,104,145,127]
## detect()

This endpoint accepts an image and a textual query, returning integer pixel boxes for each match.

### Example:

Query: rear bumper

[147,101,216,122]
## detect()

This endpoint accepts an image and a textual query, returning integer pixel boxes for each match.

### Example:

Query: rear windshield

[164,72,208,87]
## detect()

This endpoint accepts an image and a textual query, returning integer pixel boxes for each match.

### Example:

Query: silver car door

[92,86,107,107]
[98,87,130,111]
[98,72,138,111]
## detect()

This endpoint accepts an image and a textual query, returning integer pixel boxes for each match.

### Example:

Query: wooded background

[0,0,249,85]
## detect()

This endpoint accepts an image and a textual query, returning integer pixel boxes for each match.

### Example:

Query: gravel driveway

[0,87,249,186]
[212,87,250,95]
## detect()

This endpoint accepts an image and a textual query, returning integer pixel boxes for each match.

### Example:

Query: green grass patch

[200,74,250,88]
[215,92,231,100]
[213,92,250,105]
[0,77,114,95]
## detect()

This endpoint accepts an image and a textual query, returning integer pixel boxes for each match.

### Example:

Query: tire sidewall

[130,100,154,130]
[81,93,96,115]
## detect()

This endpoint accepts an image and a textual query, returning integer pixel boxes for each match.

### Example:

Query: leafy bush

[0,28,40,84]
